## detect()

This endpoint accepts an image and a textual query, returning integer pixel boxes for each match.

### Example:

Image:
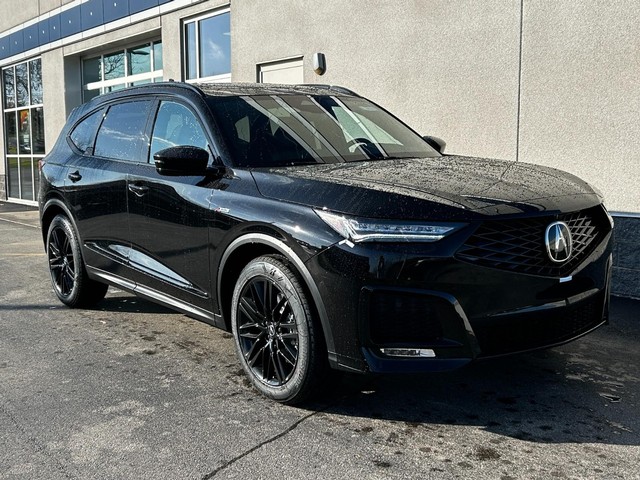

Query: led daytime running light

[315,210,461,243]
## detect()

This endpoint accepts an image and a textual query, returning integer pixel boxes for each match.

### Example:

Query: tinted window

[69,109,104,153]
[149,101,209,160]
[94,101,152,161]
[208,95,438,168]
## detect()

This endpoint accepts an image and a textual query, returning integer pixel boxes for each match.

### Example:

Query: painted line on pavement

[0,217,40,229]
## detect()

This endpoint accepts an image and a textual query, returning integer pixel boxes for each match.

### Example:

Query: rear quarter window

[94,100,153,162]
[68,109,104,154]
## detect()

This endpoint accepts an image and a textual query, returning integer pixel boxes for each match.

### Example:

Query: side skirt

[87,266,225,329]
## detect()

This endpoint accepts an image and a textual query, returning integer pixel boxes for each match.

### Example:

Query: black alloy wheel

[231,255,326,404]
[48,222,76,298]
[46,215,108,308]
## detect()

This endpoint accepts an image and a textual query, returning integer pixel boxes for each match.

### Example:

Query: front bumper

[307,219,613,374]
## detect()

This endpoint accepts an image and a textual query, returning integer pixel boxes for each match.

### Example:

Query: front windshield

[208,94,439,167]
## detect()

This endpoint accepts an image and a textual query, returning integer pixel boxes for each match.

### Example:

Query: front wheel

[46,214,108,308]
[231,256,327,404]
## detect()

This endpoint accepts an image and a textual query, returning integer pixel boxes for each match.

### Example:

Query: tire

[46,214,108,308]
[231,255,327,404]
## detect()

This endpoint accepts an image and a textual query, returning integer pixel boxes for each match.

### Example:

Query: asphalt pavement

[1,202,639,479]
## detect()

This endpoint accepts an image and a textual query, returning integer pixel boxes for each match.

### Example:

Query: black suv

[39,82,613,404]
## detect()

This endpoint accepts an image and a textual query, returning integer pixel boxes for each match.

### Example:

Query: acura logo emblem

[545,221,572,263]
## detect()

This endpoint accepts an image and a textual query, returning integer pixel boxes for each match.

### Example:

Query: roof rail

[92,81,206,101]
[299,84,360,96]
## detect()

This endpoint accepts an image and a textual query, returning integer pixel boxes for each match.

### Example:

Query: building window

[184,9,231,83]
[82,40,163,101]
[2,58,44,203]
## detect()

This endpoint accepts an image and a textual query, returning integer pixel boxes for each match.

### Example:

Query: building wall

[232,0,522,162]
[518,1,640,213]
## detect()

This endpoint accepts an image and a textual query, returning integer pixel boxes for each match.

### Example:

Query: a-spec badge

[545,221,573,263]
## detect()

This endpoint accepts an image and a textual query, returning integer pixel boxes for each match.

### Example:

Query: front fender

[217,232,338,368]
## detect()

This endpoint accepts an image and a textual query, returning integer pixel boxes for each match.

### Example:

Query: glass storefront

[82,40,163,101]
[2,58,44,203]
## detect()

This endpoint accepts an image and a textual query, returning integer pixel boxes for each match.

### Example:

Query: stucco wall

[232,0,522,163]
[519,1,640,213]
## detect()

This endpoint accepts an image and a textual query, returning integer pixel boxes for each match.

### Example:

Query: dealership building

[0,0,637,298]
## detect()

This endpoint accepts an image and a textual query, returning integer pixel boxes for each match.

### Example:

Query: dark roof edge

[82,81,358,106]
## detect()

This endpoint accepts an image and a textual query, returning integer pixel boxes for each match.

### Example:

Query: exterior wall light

[313,52,326,75]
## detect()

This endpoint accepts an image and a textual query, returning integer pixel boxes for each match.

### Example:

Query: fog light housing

[380,348,436,358]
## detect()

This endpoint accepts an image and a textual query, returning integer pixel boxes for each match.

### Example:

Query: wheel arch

[217,233,336,362]
[40,197,75,248]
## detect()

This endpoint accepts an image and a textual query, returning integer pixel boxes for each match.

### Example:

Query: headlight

[315,209,464,243]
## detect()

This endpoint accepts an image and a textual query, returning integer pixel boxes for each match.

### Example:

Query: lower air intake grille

[473,292,605,357]
[367,291,453,345]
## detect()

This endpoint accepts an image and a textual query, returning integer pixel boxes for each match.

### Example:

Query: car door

[126,99,214,315]
[65,103,150,280]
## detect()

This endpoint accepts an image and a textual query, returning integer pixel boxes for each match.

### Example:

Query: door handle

[68,170,82,182]
[128,183,149,197]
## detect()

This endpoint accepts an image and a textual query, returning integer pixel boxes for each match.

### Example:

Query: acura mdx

[39,82,614,404]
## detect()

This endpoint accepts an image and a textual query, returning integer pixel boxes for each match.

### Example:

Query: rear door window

[94,100,152,162]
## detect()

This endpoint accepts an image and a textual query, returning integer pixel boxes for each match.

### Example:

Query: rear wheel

[46,214,108,308]
[231,255,326,404]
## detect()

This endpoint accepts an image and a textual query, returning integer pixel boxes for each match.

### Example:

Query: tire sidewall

[47,215,83,306]
[231,257,312,402]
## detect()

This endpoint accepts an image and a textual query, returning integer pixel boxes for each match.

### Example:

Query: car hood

[250,156,601,220]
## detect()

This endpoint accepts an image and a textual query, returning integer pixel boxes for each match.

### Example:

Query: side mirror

[153,146,209,176]
[422,135,446,154]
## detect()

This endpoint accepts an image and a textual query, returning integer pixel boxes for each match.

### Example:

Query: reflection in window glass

[106,84,126,93]
[20,158,33,201]
[84,89,101,101]
[128,44,151,75]
[185,22,197,80]
[29,59,43,104]
[7,157,19,198]
[32,159,40,199]
[3,68,15,109]
[5,112,17,154]
[103,51,125,80]
[83,57,101,84]
[95,101,152,161]
[16,63,29,107]
[18,110,31,154]
[198,14,231,78]
[153,41,163,71]
[184,12,230,81]
[32,107,45,154]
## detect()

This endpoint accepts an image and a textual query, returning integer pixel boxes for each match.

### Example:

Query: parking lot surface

[1,204,639,479]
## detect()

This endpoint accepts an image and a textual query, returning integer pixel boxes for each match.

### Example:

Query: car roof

[196,82,358,97]
[84,82,359,108]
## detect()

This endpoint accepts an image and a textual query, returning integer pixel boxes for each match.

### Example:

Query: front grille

[473,292,605,357]
[455,206,610,277]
